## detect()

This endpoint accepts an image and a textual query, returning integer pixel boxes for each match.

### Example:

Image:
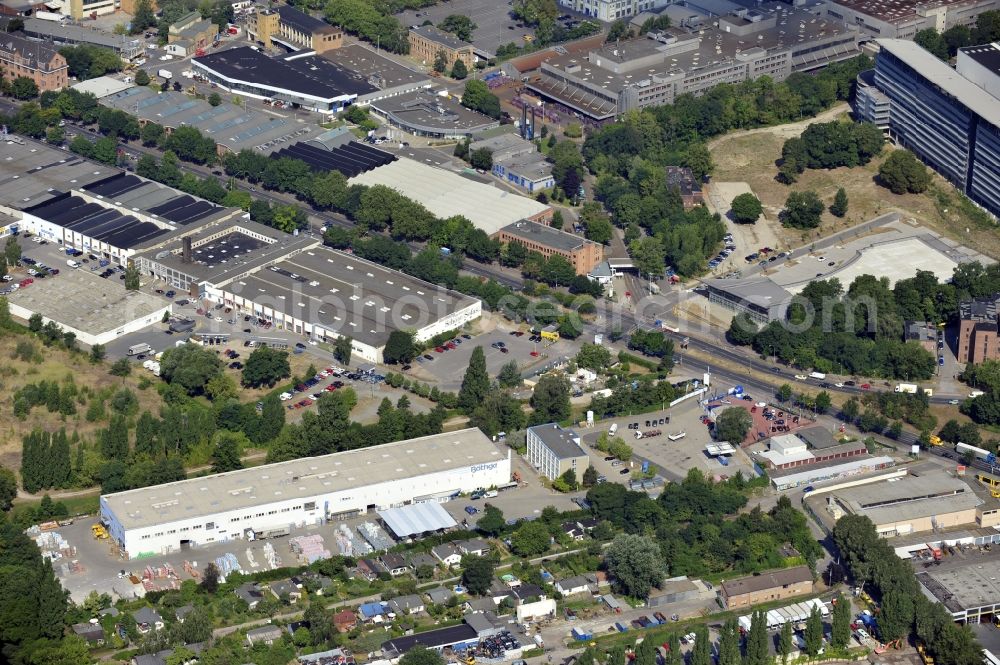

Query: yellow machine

[976,474,1000,498]
[929,435,943,446]
[91,524,108,540]
[917,641,935,665]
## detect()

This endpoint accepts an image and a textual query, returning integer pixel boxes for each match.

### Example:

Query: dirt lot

[0,337,163,475]
[709,115,1000,261]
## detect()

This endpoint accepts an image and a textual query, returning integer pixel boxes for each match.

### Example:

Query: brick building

[905,320,940,355]
[408,24,474,70]
[495,220,604,276]
[665,166,703,208]
[958,296,1000,365]
[0,32,67,92]
[719,565,813,609]
[248,4,343,53]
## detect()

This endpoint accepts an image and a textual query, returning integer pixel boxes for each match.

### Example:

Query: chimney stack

[182,236,193,263]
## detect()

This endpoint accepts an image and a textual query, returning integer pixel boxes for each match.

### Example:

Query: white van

[66,259,80,268]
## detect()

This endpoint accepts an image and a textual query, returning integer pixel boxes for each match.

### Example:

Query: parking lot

[579,397,762,486]
[409,323,576,391]
[395,0,535,57]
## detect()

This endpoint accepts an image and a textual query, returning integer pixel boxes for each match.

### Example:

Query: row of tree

[729,270,951,378]
[779,121,884,183]
[834,514,982,664]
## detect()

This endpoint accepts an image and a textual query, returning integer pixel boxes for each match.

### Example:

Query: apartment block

[408,25,474,70]
[0,32,68,92]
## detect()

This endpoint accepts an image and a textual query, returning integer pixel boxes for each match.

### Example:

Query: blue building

[857,39,1000,218]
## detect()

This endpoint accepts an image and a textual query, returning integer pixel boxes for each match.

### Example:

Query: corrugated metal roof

[378,502,458,538]
[349,158,550,235]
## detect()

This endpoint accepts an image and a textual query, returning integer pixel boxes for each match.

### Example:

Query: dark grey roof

[383,623,478,655]
[410,24,472,51]
[194,47,376,101]
[795,427,838,450]
[276,4,333,34]
[272,140,395,177]
[499,220,591,252]
[528,423,587,459]
[721,565,812,597]
[959,42,1000,75]
[0,32,63,70]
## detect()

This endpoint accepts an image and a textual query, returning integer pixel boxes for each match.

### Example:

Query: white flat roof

[759,448,815,465]
[102,428,503,530]
[349,158,550,235]
[378,503,458,538]
[706,443,737,456]
[877,38,1000,128]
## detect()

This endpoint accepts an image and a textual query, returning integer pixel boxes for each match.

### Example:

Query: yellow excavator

[976,474,1000,498]
[91,524,108,540]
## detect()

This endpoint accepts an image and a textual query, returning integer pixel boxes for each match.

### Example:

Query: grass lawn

[710,132,1000,259]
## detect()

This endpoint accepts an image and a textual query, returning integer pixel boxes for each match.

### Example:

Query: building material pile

[289,534,331,564]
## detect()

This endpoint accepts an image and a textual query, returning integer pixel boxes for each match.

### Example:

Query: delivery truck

[808,371,826,380]
[895,383,918,394]
[158,69,173,80]
[127,342,152,356]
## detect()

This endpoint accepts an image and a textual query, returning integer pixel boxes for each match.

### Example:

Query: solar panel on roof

[273,141,394,178]
[102,221,167,248]
[148,195,197,216]
[84,173,146,198]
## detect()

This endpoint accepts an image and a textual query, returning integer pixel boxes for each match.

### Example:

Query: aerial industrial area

[0,0,999,662]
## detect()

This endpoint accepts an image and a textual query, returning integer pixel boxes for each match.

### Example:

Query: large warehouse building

[100,428,511,558]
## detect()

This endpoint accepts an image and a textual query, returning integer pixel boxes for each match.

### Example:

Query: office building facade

[526,424,589,481]
[857,39,1000,219]
[0,32,67,92]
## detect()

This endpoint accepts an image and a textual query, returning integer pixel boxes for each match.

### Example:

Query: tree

[879,150,931,194]
[831,592,851,648]
[241,346,291,388]
[779,620,794,663]
[529,373,571,425]
[718,619,741,665]
[815,391,832,414]
[207,91,222,106]
[304,601,333,646]
[629,236,666,277]
[439,14,477,40]
[777,383,793,403]
[45,126,64,145]
[691,625,711,665]
[715,407,753,444]
[497,360,522,388]
[804,604,824,655]
[841,397,861,422]
[830,187,849,217]
[556,467,577,491]
[461,80,502,119]
[461,555,495,596]
[510,519,551,556]
[730,192,763,224]
[109,358,132,377]
[915,28,949,60]
[201,562,220,593]
[383,330,415,365]
[433,50,448,73]
[746,610,769,665]
[477,504,505,536]
[159,343,224,395]
[576,343,611,371]
[582,465,598,488]
[782,190,825,229]
[451,59,468,79]
[469,147,492,171]
[603,533,665,598]
[0,466,16,511]
[399,646,445,665]
[134,69,150,86]
[334,335,352,364]
[5,236,21,266]
[124,263,140,290]
[89,344,106,363]
[11,76,39,100]
[211,430,246,473]
[459,346,490,413]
